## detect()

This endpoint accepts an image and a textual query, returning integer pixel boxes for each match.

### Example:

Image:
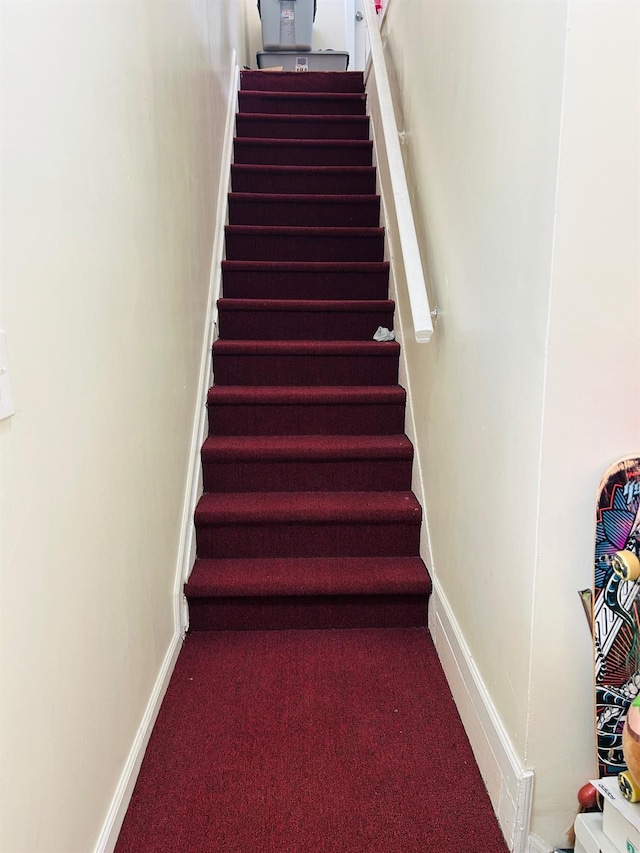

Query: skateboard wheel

[619,770,640,802]
[612,550,640,582]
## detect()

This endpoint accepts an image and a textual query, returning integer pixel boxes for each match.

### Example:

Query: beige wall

[528,1,640,842]
[382,0,639,847]
[0,1,239,850]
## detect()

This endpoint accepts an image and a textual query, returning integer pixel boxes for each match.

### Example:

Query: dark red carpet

[115,630,508,853]
[115,70,507,852]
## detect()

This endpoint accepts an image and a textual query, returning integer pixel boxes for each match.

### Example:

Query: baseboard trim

[366,73,432,575]
[428,580,534,853]
[95,631,183,853]
[529,834,552,853]
[177,51,240,621]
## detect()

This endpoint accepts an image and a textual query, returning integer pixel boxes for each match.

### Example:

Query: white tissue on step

[373,326,396,342]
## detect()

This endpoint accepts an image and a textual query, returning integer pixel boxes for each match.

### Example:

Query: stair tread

[238,91,367,110]
[221,260,388,272]
[234,137,372,149]
[240,90,366,102]
[225,224,384,237]
[195,490,422,525]
[207,385,406,404]
[186,556,430,598]
[213,340,399,356]
[237,112,369,123]
[228,192,378,205]
[231,164,375,176]
[217,298,393,312]
[240,70,365,93]
[202,434,413,461]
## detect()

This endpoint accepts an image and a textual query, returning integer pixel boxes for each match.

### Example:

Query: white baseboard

[177,51,240,617]
[95,631,183,853]
[528,834,552,853]
[428,580,534,853]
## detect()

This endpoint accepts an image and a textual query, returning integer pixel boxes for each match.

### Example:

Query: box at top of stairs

[589,776,640,853]
[259,0,314,50]
[256,51,349,71]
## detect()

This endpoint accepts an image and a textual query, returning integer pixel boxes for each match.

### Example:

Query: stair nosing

[236,112,369,122]
[186,556,430,599]
[225,225,384,236]
[207,385,406,403]
[217,298,394,312]
[228,192,379,205]
[201,434,413,462]
[234,136,373,148]
[195,490,422,526]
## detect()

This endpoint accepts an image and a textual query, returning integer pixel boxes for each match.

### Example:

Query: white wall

[383,0,567,752]
[0,1,239,850]
[528,1,640,843]
[381,0,639,847]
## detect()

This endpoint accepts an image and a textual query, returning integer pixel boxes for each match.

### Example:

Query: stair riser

[228,197,380,228]
[188,594,427,631]
[222,265,389,300]
[225,232,385,263]
[202,458,413,492]
[241,70,365,93]
[195,522,421,559]
[230,168,377,195]
[217,309,394,341]
[236,115,370,141]
[207,401,407,436]
[213,353,399,386]
[233,140,373,167]
[238,92,367,116]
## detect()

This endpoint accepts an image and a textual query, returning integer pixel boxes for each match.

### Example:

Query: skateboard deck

[594,455,640,778]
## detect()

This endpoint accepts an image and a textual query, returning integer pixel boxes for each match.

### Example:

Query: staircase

[186,69,431,633]
[114,70,511,853]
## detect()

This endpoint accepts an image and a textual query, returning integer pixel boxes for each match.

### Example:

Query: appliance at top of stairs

[256,0,349,72]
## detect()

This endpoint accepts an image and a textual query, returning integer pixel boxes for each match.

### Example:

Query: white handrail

[362,0,434,343]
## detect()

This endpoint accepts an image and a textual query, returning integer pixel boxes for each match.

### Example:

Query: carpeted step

[207,385,407,436]
[221,260,390,300]
[227,193,380,228]
[238,90,367,117]
[194,491,422,559]
[213,340,400,386]
[233,137,373,167]
[201,434,413,492]
[225,225,385,263]
[185,556,429,630]
[217,299,394,340]
[187,557,429,597]
[241,69,365,93]
[230,164,377,195]
[236,113,370,140]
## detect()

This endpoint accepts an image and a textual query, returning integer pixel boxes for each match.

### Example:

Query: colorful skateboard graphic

[594,456,640,778]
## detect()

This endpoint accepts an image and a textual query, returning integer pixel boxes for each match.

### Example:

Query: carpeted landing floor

[115,628,508,853]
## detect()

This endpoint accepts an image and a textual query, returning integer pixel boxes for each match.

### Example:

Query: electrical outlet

[0,331,15,420]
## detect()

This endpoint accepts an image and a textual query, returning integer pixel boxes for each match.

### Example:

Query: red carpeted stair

[115,70,508,853]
